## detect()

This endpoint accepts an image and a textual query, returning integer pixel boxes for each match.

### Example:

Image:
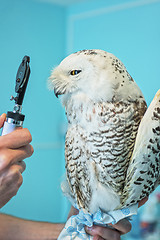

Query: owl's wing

[89,101,147,195]
[65,125,91,212]
[122,90,160,207]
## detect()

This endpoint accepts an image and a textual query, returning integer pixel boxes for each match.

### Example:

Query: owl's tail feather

[121,89,160,208]
[75,184,91,213]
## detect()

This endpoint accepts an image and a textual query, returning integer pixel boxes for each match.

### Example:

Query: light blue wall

[0,0,69,222]
[66,0,160,105]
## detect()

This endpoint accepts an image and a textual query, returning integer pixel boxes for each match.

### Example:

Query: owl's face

[49,50,144,104]
[49,53,96,96]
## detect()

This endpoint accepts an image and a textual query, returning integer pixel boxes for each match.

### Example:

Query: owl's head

[49,49,144,105]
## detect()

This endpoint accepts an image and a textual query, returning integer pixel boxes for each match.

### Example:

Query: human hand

[85,218,131,240]
[68,197,148,240]
[0,113,34,208]
[68,206,130,240]
[85,197,148,240]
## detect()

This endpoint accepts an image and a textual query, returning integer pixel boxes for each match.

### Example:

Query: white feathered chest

[64,93,146,213]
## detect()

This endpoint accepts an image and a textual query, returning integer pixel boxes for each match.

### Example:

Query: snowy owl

[49,49,160,214]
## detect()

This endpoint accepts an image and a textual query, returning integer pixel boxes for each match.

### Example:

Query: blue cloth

[58,205,138,240]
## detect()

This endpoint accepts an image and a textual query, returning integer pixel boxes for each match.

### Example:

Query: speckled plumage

[49,49,160,214]
[121,91,160,207]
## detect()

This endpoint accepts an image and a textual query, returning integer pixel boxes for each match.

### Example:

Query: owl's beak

[54,88,59,98]
[54,88,65,98]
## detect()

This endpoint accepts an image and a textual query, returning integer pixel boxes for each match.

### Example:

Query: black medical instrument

[2,56,31,135]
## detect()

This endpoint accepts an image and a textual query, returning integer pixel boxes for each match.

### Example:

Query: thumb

[138,197,149,208]
[0,113,6,128]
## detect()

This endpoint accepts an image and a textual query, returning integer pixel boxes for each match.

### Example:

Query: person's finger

[138,197,149,208]
[93,235,105,240]
[15,161,26,173]
[85,225,121,240]
[0,164,24,194]
[0,187,19,208]
[0,128,32,149]
[0,144,33,171]
[0,113,6,128]
[1,164,24,188]
[109,219,132,235]
[0,164,24,208]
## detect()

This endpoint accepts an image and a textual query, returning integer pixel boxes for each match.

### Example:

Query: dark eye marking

[70,70,82,76]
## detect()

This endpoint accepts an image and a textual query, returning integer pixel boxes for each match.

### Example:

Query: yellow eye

[70,70,81,76]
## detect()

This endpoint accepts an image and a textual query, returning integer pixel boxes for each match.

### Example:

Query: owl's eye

[70,70,82,76]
